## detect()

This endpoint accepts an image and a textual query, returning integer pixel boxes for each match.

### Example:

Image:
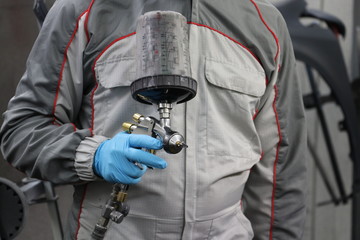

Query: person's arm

[242,13,307,240]
[0,0,94,184]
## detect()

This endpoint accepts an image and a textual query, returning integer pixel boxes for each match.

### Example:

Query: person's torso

[74,0,278,239]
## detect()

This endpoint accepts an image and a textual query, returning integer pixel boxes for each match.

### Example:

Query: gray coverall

[0,0,307,239]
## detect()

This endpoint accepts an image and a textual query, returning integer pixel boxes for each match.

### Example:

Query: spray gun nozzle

[176,141,188,148]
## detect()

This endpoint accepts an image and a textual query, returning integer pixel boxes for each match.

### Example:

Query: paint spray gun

[91,11,197,240]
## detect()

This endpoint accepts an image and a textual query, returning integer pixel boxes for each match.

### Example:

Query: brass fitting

[122,122,134,132]
[117,192,128,203]
[132,113,143,123]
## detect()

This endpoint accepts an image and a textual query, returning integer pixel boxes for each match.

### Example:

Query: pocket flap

[95,57,136,88]
[205,58,266,97]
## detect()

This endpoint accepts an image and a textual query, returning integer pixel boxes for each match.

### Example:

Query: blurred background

[270,0,360,239]
[0,0,71,240]
[0,0,359,239]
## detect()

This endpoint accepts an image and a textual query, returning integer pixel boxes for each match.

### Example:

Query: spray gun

[91,11,197,240]
[123,111,188,155]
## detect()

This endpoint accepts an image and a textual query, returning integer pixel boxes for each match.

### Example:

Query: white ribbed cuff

[74,135,109,181]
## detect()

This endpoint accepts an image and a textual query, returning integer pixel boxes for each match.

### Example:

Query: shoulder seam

[84,0,96,41]
[188,22,261,64]
[51,7,91,127]
[248,0,280,62]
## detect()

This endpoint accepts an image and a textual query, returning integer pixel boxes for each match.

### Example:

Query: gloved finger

[128,176,142,184]
[126,148,167,169]
[127,134,163,150]
[122,162,147,178]
[114,174,143,185]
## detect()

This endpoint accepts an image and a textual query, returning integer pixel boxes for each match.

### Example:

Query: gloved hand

[93,132,167,184]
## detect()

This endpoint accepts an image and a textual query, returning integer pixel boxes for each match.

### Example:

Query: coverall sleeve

[242,15,307,240]
[0,0,97,184]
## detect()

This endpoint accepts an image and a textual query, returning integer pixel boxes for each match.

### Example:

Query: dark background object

[0,1,72,240]
[276,0,360,239]
[0,177,28,240]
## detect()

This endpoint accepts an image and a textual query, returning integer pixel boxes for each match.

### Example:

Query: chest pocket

[204,58,265,158]
[93,57,154,137]
[205,58,265,98]
[96,57,136,88]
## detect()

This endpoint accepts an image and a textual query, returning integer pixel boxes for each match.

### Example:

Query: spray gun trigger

[133,162,144,170]
[136,148,156,170]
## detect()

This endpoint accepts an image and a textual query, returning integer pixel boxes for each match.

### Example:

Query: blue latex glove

[93,132,167,184]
